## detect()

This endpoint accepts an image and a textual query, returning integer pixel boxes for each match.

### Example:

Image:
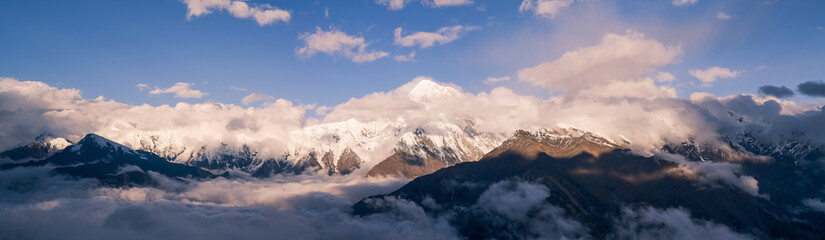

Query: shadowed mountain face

[354,130,825,239]
[1,134,215,187]
[0,134,71,161]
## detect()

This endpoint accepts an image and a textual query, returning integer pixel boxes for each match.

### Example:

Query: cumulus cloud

[689,67,739,85]
[519,0,573,19]
[393,51,416,62]
[758,85,794,98]
[672,0,698,7]
[394,25,478,49]
[297,27,389,63]
[517,30,682,98]
[182,0,290,26]
[484,76,511,84]
[797,80,825,97]
[242,93,275,105]
[136,83,149,91]
[149,82,208,99]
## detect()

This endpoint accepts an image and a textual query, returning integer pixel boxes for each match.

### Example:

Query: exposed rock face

[367,126,504,179]
[292,151,322,174]
[354,129,825,239]
[367,152,446,179]
[336,148,361,175]
[482,128,622,160]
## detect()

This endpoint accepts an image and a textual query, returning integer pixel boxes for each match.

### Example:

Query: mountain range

[2,122,825,238]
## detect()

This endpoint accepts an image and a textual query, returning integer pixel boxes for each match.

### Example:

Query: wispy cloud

[376,0,472,10]
[717,11,731,20]
[149,82,208,99]
[297,27,388,63]
[393,51,417,62]
[689,67,739,85]
[394,25,479,49]
[484,76,511,84]
[672,0,698,7]
[242,93,275,105]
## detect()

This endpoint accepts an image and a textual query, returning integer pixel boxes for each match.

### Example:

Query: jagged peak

[70,133,137,154]
[508,128,620,147]
[486,128,623,160]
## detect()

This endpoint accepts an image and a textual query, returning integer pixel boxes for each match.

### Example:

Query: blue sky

[1,0,824,107]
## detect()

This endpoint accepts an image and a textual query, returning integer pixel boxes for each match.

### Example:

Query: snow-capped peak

[31,133,72,151]
[407,79,460,102]
[45,137,72,151]
[70,133,137,154]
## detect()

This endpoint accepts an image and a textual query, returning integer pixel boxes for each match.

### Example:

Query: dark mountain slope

[2,133,215,187]
[354,130,824,239]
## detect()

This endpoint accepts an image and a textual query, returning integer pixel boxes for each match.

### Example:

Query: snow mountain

[0,134,71,161]
[1,133,215,187]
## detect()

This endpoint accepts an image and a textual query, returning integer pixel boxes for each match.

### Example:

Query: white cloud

[149,82,208,99]
[375,0,409,10]
[394,25,478,49]
[376,0,472,10]
[519,0,573,19]
[297,27,389,63]
[672,0,698,7]
[656,72,676,82]
[227,1,290,26]
[242,93,275,105]
[422,0,473,8]
[393,51,417,62]
[717,11,731,20]
[182,0,290,26]
[136,83,149,91]
[689,67,739,84]
[517,30,682,98]
[484,76,511,84]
